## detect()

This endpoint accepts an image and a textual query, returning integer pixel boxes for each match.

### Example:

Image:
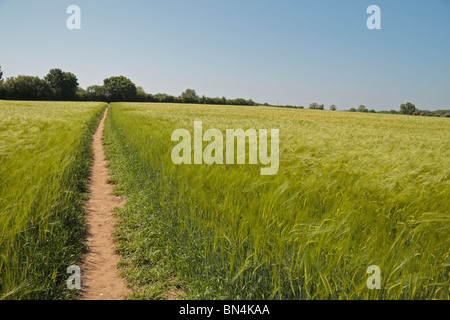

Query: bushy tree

[400,102,417,115]
[204,97,222,105]
[221,96,227,105]
[357,105,368,112]
[45,68,79,100]
[86,85,110,101]
[3,75,52,100]
[228,98,256,106]
[103,76,137,102]
[330,105,337,111]
[180,89,199,103]
[309,103,324,110]
[154,93,177,103]
[136,86,147,102]
[75,87,89,101]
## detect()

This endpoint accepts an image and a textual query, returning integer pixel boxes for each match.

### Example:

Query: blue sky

[0,0,449,110]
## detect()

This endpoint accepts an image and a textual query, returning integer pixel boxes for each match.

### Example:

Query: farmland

[104,102,450,300]
[0,100,448,300]
[0,101,107,299]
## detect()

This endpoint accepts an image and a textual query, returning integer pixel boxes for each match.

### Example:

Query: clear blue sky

[0,0,449,110]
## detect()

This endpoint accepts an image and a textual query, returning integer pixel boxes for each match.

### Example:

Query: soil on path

[80,106,130,300]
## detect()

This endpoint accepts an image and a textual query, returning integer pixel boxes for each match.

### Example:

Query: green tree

[330,105,337,111]
[357,105,368,113]
[0,66,3,83]
[136,86,147,102]
[309,102,319,109]
[3,75,52,100]
[45,68,79,100]
[155,93,177,103]
[400,102,417,115]
[103,76,137,102]
[180,89,199,103]
[76,87,88,101]
[87,85,110,101]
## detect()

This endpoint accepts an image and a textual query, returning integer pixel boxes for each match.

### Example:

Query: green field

[0,100,107,299]
[104,102,449,300]
[0,100,448,300]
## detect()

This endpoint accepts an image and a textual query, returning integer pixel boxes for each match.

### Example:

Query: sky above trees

[0,0,449,110]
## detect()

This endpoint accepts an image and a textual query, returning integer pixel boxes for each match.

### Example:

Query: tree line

[0,66,258,106]
[0,66,448,116]
[347,102,450,117]
[277,102,449,117]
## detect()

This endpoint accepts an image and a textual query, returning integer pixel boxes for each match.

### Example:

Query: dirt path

[80,106,130,300]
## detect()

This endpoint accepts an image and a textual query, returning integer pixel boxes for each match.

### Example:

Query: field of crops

[1,100,448,300]
[104,102,449,300]
[0,100,107,299]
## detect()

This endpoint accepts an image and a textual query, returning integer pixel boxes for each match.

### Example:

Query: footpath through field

[80,106,130,300]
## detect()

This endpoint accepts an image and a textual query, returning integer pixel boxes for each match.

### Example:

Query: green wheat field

[0,101,106,299]
[0,100,449,300]
[104,102,449,300]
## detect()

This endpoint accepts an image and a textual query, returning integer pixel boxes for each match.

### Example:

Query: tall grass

[105,102,449,300]
[0,100,107,300]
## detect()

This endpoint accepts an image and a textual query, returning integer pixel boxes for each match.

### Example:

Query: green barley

[105,102,449,300]
[0,100,106,300]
